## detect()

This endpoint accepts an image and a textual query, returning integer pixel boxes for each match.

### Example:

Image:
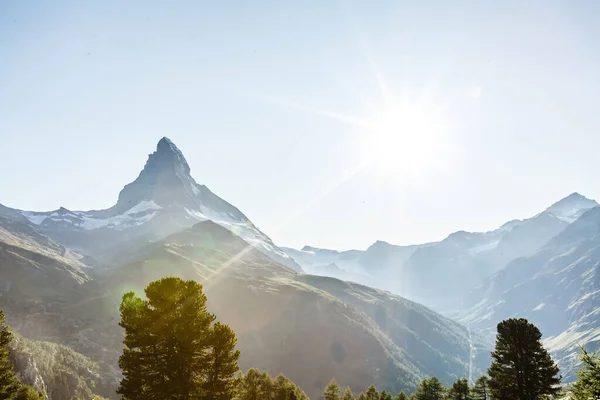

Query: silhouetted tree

[570,346,600,400]
[470,376,490,400]
[117,277,239,399]
[488,318,560,400]
[447,378,470,400]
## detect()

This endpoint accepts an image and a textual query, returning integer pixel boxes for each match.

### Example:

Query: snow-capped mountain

[2,138,300,272]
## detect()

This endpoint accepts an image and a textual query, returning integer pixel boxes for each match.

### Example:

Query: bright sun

[359,101,449,177]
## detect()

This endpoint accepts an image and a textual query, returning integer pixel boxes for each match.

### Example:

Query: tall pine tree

[488,318,560,400]
[470,376,490,400]
[117,277,239,399]
[0,310,20,399]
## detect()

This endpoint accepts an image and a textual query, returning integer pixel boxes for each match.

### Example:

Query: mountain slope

[3,137,300,272]
[459,206,600,380]
[1,219,487,399]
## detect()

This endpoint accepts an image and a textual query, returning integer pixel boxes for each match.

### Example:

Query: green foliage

[204,322,241,400]
[411,377,446,400]
[9,333,110,400]
[488,318,561,400]
[234,368,308,400]
[379,389,393,400]
[357,392,367,400]
[0,310,20,399]
[364,384,379,400]
[342,387,355,400]
[324,378,341,400]
[570,346,600,400]
[0,310,45,400]
[394,391,409,400]
[12,385,42,400]
[234,368,273,400]
[117,277,240,399]
[470,376,490,400]
[447,378,471,400]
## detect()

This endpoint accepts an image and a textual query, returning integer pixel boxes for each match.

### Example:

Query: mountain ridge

[1,137,301,272]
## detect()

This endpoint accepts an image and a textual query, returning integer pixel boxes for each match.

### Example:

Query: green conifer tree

[412,377,446,400]
[0,310,20,399]
[324,379,341,400]
[342,387,355,400]
[379,389,393,400]
[204,322,241,399]
[365,384,379,400]
[488,318,560,400]
[470,376,490,400]
[570,346,600,400]
[117,277,239,399]
[393,391,408,400]
[447,378,471,400]
[234,368,274,400]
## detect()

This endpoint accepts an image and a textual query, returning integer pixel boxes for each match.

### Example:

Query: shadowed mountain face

[0,219,486,399]
[1,138,300,272]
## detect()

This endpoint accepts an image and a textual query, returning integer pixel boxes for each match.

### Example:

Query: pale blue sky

[2,1,600,250]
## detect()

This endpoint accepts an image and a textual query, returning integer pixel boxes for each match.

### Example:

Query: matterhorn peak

[151,137,191,175]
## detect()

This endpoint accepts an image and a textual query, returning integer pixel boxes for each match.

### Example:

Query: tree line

[1,276,600,399]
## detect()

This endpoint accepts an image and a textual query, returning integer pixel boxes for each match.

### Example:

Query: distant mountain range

[0,138,485,399]
[282,193,600,380]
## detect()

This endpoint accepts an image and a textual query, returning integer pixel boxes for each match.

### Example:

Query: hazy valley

[0,138,598,399]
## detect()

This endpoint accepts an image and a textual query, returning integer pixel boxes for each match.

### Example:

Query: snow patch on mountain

[21,201,163,231]
[544,192,598,223]
[468,240,500,255]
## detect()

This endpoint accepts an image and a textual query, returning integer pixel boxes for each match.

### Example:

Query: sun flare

[359,101,448,177]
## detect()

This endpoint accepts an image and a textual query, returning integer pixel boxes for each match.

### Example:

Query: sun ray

[246,92,369,128]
